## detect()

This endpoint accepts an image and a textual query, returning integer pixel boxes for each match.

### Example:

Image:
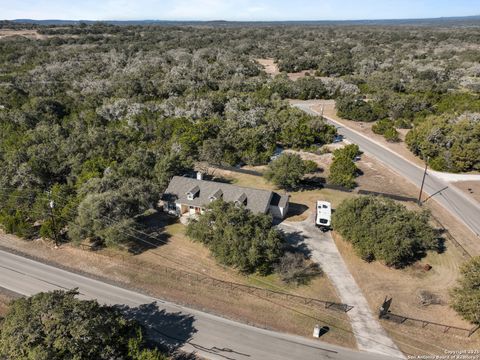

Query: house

[162,174,289,220]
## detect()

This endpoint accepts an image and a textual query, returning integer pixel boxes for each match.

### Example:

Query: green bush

[450,257,480,325]
[328,145,360,189]
[186,200,284,275]
[372,119,400,142]
[336,96,379,122]
[332,144,360,160]
[264,153,316,190]
[383,127,400,142]
[332,196,438,268]
[372,119,393,135]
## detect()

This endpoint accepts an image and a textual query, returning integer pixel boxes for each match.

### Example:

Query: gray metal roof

[163,176,282,214]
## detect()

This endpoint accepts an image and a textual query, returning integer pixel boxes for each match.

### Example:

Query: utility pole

[418,157,429,206]
[48,197,60,248]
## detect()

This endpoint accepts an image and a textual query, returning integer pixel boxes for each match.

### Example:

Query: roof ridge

[171,175,274,194]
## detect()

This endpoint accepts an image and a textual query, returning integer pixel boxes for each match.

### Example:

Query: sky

[1,0,480,21]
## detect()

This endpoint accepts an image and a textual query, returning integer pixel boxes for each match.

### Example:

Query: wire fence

[380,311,479,338]
[144,262,354,313]
[429,213,472,259]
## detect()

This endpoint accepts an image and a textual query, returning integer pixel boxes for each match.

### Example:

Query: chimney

[196,172,203,180]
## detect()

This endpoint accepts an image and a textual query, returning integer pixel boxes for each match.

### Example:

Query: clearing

[255,58,318,81]
[0,29,47,40]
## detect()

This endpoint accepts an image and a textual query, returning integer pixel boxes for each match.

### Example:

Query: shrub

[336,96,379,122]
[332,196,438,268]
[264,153,316,190]
[186,200,284,275]
[372,119,393,135]
[328,144,360,189]
[333,144,360,160]
[275,252,322,285]
[328,156,357,189]
[450,257,480,324]
[372,119,400,142]
[383,127,400,142]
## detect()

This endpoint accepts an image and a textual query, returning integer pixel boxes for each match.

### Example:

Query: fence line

[430,214,472,259]
[158,264,354,313]
[380,311,479,337]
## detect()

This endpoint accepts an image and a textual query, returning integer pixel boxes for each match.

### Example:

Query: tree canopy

[406,113,480,172]
[0,290,167,360]
[186,200,284,275]
[264,153,317,190]
[332,196,438,268]
[328,144,360,189]
[450,256,480,325]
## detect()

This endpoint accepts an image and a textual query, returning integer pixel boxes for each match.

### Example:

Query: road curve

[0,249,399,360]
[294,102,480,240]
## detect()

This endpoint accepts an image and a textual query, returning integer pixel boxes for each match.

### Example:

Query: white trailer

[316,201,331,231]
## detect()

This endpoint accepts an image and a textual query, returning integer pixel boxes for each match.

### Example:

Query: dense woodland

[0,22,479,248]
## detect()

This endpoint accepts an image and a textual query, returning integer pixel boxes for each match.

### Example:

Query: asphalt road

[0,249,399,360]
[294,102,480,239]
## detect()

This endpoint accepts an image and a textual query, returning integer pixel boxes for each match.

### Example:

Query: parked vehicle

[333,135,343,143]
[316,201,332,231]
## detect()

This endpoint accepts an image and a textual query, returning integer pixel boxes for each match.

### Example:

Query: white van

[316,201,331,230]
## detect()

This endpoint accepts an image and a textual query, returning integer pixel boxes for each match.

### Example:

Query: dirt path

[279,214,404,359]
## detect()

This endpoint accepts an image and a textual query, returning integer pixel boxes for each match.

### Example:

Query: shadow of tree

[117,302,197,353]
[280,230,312,258]
[127,212,176,254]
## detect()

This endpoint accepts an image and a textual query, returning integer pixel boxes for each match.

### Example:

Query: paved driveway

[279,214,404,359]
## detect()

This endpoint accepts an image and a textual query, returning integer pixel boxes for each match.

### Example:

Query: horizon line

[5,14,480,23]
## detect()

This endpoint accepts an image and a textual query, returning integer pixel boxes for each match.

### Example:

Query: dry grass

[333,233,480,354]
[0,29,47,40]
[0,225,355,349]
[255,58,280,76]
[452,181,480,204]
[0,293,12,317]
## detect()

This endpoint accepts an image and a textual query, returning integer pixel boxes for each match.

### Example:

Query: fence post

[468,325,480,337]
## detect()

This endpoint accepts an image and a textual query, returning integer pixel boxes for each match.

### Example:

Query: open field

[0,29,47,40]
[333,234,480,355]
[256,58,280,76]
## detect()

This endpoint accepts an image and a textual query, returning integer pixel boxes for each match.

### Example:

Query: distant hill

[6,15,480,27]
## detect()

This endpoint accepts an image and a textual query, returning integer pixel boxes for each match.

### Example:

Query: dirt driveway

[278,213,404,359]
